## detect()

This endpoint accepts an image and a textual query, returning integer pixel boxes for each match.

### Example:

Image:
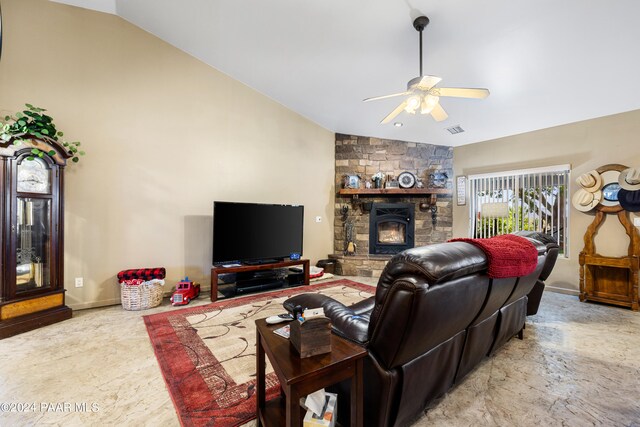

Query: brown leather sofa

[284,235,555,427]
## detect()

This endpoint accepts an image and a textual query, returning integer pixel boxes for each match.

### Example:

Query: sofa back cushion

[370,242,487,331]
[368,273,490,369]
[367,242,491,369]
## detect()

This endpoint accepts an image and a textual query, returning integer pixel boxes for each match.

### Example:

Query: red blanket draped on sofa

[449,234,538,278]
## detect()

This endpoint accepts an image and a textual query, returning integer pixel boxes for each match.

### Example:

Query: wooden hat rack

[579,163,640,311]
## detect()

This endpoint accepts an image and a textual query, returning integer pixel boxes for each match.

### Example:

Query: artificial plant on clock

[0,103,85,163]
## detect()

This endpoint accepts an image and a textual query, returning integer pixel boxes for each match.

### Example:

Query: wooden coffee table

[255,318,367,427]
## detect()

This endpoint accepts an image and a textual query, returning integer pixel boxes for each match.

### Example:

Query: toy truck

[170,278,200,306]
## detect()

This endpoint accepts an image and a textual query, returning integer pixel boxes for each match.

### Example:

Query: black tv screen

[213,201,304,264]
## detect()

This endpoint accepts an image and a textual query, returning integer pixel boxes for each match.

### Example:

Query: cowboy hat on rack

[575,170,602,193]
[618,188,640,212]
[572,188,602,212]
[618,167,640,191]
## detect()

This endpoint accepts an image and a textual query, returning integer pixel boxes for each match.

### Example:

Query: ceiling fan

[364,16,489,124]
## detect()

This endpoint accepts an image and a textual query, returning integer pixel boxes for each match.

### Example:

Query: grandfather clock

[0,137,73,338]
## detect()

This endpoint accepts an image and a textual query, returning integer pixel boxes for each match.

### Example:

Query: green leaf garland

[0,104,85,164]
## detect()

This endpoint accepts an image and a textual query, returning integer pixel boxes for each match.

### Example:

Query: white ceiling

[53,0,640,146]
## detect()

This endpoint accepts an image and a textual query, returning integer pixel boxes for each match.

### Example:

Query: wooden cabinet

[580,247,639,310]
[579,164,640,311]
[0,137,73,338]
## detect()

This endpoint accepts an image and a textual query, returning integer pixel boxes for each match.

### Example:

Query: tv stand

[210,259,310,301]
[243,258,283,266]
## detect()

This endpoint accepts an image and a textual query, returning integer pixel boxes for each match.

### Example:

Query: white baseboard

[70,286,213,311]
[69,298,121,310]
[545,285,579,296]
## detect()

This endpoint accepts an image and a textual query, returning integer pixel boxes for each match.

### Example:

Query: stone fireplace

[369,203,415,255]
[330,133,453,277]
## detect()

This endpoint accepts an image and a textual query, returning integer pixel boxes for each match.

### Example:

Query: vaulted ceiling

[52,0,640,146]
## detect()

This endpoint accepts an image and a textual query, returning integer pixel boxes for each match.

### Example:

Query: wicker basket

[120,279,164,310]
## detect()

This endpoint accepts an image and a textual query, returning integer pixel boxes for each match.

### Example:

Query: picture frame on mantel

[456,175,467,205]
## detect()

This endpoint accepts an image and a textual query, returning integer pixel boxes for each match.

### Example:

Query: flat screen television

[212,201,304,265]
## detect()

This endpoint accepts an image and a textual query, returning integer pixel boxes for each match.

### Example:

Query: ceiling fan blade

[381,101,408,124]
[363,91,412,102]
[413,75,442,90]
[430,103,448,122]
[436,87,490,99]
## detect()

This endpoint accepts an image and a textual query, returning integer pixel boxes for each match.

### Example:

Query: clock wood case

[0,137,73,338]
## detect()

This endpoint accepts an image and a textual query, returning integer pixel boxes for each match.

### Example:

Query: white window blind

[468,165,570,255]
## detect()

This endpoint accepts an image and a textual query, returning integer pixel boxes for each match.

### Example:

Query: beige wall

[0,0,335,309]
[453,109,640,294]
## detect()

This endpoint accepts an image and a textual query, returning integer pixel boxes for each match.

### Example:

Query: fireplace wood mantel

[338,188,451,205]
[338,188,451,197]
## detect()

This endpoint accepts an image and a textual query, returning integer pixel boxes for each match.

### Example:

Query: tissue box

[303,392,337,427]
[290,316,331,358]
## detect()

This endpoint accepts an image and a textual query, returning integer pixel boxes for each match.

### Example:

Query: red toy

[170,277,200,306]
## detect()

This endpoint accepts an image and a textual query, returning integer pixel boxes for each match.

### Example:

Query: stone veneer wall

[333,133,454,277]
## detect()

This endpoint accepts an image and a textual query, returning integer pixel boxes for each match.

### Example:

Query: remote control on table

[266,313,294,324]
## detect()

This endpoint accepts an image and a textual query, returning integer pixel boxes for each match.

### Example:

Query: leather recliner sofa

[284,235,557,427]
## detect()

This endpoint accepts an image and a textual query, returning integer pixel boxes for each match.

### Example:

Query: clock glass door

[15,198,52,292]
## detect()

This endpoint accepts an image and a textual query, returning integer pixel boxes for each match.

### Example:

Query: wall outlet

[634,217,640,227]
[315,216,322,223]
[75,277,84,288]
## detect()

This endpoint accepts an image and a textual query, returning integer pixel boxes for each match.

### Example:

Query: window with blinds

[467,164,570,255]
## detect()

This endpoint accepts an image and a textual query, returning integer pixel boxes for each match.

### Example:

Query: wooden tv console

[210,259,310,302]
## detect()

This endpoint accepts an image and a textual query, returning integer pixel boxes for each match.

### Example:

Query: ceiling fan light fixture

[364,15,489,125]
[421,95,439,115]
[405,96,420,113]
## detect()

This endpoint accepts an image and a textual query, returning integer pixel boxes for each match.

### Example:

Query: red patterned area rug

[143,279,374,427]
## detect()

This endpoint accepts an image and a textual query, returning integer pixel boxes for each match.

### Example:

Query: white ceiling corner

[50,0,116,15]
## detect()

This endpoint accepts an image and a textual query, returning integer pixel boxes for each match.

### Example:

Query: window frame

[467,164,571,257]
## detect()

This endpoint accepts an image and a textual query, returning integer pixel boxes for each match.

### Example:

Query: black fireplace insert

[369,203,415,255]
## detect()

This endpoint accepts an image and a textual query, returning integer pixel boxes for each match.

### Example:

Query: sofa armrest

[351,297,375,315]
[283,293,333,313]
[283,294,371,345]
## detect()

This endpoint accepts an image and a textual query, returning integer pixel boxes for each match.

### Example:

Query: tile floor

[0,276,638,426]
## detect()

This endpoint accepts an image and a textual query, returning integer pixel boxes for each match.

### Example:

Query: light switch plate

[634,217,640,227]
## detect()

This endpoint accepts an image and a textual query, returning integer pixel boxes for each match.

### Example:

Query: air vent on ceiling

[446,125,465,134]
